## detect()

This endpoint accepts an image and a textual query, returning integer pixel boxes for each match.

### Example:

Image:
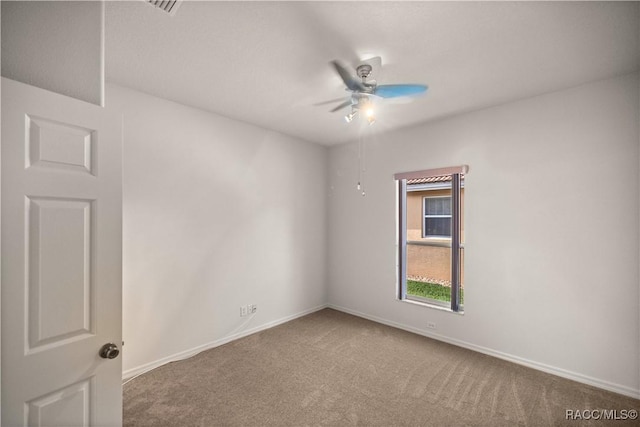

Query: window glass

[397,169,466,312]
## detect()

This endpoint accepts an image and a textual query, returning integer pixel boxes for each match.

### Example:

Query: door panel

[2,78,122,426]
[27,197,94,352]
[27,116,95,174]
[26,379,93,427]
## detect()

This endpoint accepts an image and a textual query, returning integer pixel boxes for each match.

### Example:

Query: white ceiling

[106,1,639,146]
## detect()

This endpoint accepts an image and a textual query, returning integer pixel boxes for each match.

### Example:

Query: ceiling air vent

[146,0,182,16]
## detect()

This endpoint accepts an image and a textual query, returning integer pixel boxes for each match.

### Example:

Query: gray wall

[1,1,103,105]
[327,73,640,397]
[106,84,328,377]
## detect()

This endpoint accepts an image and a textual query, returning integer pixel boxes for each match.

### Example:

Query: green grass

[407,280,464,304]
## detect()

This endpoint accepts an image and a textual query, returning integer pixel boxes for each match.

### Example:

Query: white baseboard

[328,303,640,400]
[122,304,328,381]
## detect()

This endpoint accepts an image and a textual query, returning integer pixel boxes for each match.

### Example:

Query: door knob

[99,343,120,359]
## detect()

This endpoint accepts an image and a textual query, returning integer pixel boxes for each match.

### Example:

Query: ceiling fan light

[364,105,375,124]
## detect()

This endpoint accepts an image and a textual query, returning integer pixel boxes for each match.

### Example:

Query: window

[395,166,467,312]
[423,196,451,238]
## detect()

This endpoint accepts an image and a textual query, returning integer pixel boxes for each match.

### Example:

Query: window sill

[397,296,465,315]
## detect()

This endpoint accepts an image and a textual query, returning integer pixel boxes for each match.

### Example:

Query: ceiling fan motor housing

[356,64,373,79]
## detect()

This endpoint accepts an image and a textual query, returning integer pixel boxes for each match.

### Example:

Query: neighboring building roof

[407,175,456,185]
[406,174,465,190]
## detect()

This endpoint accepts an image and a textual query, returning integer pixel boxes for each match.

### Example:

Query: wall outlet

[241,304,257,317]
[427,322,436,329]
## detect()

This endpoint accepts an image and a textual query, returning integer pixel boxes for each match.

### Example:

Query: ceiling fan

[325,57,428,124]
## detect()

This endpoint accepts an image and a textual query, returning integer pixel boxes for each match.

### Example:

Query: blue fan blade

[374,84,428,98]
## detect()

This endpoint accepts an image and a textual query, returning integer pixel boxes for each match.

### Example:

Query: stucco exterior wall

[406,188,465,285]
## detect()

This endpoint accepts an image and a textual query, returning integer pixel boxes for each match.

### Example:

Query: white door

[1,78,122,426]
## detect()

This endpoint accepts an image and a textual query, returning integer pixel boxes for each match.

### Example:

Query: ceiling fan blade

[330,100,353,112]
[374,84,428,98]
[313,97,349,106]
[331,61,365,92]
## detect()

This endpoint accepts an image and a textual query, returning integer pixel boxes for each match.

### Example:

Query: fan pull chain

[357,135,366,196]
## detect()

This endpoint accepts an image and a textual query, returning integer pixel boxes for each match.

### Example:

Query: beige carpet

[124,308,639,426]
